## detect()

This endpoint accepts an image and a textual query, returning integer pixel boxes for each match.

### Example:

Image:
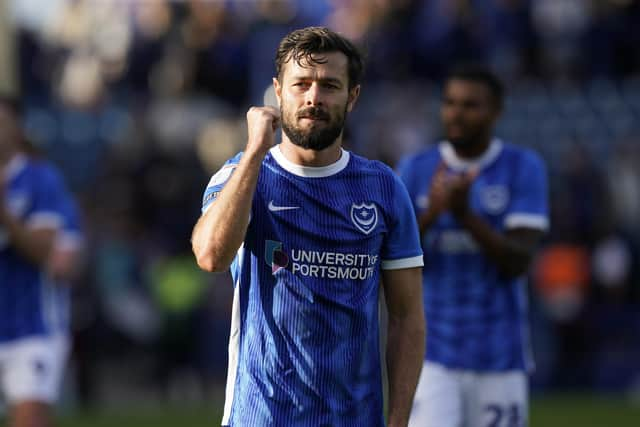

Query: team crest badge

[351,203,378,235]
[481,185,509,214]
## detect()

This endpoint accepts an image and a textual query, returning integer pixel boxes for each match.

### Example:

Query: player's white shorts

[409,360,528,427]
[0,335,69,404]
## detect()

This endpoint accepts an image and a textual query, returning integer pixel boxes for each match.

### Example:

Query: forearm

[0,211,55,266]
[457,212,530,277]
[386,311,425,427]
[192,149,265,272]
[48,244,83,282]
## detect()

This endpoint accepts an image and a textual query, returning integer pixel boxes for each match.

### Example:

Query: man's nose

[444,105,463,120]
[305,83,323,106]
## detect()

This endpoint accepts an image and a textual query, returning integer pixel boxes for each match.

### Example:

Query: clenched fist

[246,106,280,156]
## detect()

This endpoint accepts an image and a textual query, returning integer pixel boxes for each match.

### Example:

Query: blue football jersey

[202,145,423,426]
[397,139,548,371]
[0,155,78,342]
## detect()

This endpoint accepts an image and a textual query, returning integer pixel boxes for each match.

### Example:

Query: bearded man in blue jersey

[0,96,82,427]
[397,66,549,427]
[192,27,425,426]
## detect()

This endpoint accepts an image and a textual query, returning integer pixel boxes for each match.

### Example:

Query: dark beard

[448,137,474,148]
[281,106,346,151]
[446,124,492,150]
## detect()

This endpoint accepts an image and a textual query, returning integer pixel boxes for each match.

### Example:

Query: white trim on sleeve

[381,255,424,270]
[202,201,214,215]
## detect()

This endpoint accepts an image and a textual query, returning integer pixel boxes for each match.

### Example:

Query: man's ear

[273,77,282,107]
[346,84,360,112]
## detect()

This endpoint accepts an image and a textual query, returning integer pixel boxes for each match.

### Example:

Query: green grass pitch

[47,394,639,427]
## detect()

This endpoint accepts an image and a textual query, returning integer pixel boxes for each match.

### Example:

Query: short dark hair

[275,27,364,89]
[445,65,504,110]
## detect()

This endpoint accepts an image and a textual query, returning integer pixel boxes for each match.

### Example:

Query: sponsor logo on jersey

[268,201,300,212]
[426,230,479,253]
[481,185,509,214]
[265,240,289,274]
[350,203,378,235]
[264,240,378,279]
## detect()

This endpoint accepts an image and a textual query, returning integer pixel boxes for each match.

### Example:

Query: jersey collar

[439,138,503,172]
[270,144,350,178]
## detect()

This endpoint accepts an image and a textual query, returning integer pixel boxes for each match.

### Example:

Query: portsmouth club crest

[351,203,378,235]
[481,185,509,214]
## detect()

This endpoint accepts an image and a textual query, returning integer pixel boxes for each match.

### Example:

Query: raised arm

[454,213,543,278]
[382,266,425,427]
[447,155,547,278]
[416,162,450,234]
[192,106,279,272]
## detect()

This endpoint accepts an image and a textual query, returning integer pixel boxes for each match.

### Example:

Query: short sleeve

[504,151,549,231]
[201,152,243,214]
[395,155,413,188]
[396,152,435,215]
[381,174,424,270]
[26,165,68,230]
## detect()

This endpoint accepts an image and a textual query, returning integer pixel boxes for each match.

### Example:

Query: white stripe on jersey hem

[381,255,424,270]
[27,212,63,230]
[270,144,350,178]
[222,245,244,425]
[439,139,503,172]
[504,213,549,231]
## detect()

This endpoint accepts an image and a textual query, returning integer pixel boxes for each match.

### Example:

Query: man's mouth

[297,108,329,121]
[447,123,466,134]
[299,116,327,122]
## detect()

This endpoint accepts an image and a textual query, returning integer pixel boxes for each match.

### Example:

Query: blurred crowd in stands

[4,0,640,406]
